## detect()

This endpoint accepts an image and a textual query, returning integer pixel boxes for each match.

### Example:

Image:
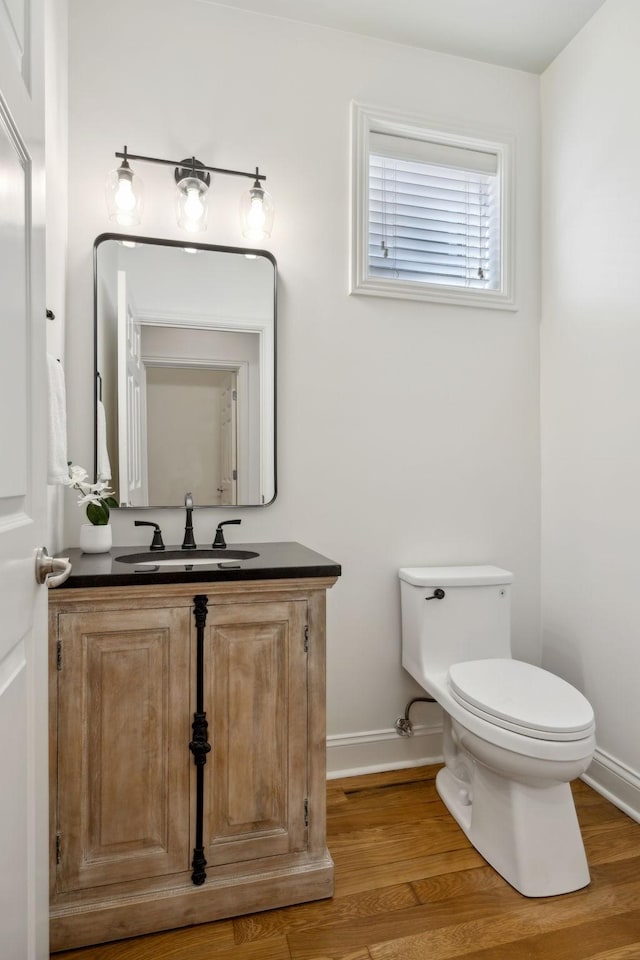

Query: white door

[0,1,48,959]
[117,271,147,506]
[218,374,238,505]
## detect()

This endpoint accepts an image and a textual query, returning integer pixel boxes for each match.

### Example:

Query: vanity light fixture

[174,158,210,233]
[105,147,144,227]
[240,169,275,242]
[105,146,274,240]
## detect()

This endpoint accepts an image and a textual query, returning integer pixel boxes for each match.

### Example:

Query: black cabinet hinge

[304,798,309,827]
[304,625,309,653]
[56,640,62,671]
[56,833,62,864]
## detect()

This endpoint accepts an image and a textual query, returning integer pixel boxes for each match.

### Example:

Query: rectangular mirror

[94,234,276,508]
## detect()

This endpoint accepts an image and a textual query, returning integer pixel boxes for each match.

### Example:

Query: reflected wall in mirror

[94,234,276,508]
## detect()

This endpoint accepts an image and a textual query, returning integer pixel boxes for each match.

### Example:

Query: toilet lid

[448,659,595,741]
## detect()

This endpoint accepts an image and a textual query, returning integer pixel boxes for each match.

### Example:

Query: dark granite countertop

[55,541,341,589]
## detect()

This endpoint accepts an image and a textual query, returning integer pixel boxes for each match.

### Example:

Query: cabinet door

[55,607,191,893]
[203,600,308,866]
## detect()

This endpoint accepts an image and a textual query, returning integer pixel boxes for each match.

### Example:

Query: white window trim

[350,102,516,311]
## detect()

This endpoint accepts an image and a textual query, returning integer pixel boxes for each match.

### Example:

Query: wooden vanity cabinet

[48,577,336,952]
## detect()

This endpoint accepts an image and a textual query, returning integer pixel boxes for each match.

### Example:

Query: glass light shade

[105,164,143,227]
[175,176,209,233]
[240,184,274,242]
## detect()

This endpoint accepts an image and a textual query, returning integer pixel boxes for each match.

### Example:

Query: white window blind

[368,130,501,292]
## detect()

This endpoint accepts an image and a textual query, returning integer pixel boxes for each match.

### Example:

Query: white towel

[47,354,68,485]
[96,400,112,482]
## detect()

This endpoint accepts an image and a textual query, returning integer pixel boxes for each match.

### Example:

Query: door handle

[35,547,72,588]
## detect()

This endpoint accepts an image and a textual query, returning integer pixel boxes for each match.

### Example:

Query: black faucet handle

[134,520,166,551]
[212,519,242,549]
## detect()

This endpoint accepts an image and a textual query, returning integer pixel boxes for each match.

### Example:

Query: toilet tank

[399,565,514,690]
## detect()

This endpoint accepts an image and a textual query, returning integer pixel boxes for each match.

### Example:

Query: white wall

[541,0,640,817]
[66,0,541,773]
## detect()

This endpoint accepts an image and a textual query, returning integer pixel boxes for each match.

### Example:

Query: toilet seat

[448,659,595,742]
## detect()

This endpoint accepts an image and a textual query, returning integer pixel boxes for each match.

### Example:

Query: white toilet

[399,564,595,897]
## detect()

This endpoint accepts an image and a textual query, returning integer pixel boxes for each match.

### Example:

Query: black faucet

[182,493,197,549]
[212,519,241,549]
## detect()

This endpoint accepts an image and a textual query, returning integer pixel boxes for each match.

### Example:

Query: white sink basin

[116,549,259,566]
[136,557,245,567]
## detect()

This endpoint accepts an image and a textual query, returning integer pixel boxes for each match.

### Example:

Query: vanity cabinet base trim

[50,853,334,952]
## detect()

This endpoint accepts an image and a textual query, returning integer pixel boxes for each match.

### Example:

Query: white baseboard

[326,729,640,822]
[582,748,640,823]
[326,724,443,780]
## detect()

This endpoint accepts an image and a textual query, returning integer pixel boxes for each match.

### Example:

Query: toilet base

[436,759,591,897]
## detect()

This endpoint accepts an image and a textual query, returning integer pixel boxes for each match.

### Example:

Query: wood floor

[53,764,640,960]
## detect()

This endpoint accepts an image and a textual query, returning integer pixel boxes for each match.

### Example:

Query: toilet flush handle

[425,588,445,601]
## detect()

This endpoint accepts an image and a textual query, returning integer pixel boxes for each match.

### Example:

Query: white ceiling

[199,0,607,73]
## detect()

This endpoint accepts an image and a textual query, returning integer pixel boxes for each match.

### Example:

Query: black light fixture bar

[115,148,266,183]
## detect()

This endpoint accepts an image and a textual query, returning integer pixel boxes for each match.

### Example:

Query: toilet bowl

[399,565,595,897]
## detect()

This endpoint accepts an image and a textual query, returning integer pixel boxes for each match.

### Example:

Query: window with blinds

[351,105,513,308]
[369,132,500,290]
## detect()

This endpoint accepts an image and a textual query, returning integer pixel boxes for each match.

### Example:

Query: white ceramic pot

[79,523,112,554]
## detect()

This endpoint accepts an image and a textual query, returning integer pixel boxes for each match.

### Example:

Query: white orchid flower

[76,492,105,506]
[66,464,89,485]
[65,463,116,525]
[93,481,113,496]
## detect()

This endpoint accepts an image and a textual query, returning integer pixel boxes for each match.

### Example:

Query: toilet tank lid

[399,565,513,587]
